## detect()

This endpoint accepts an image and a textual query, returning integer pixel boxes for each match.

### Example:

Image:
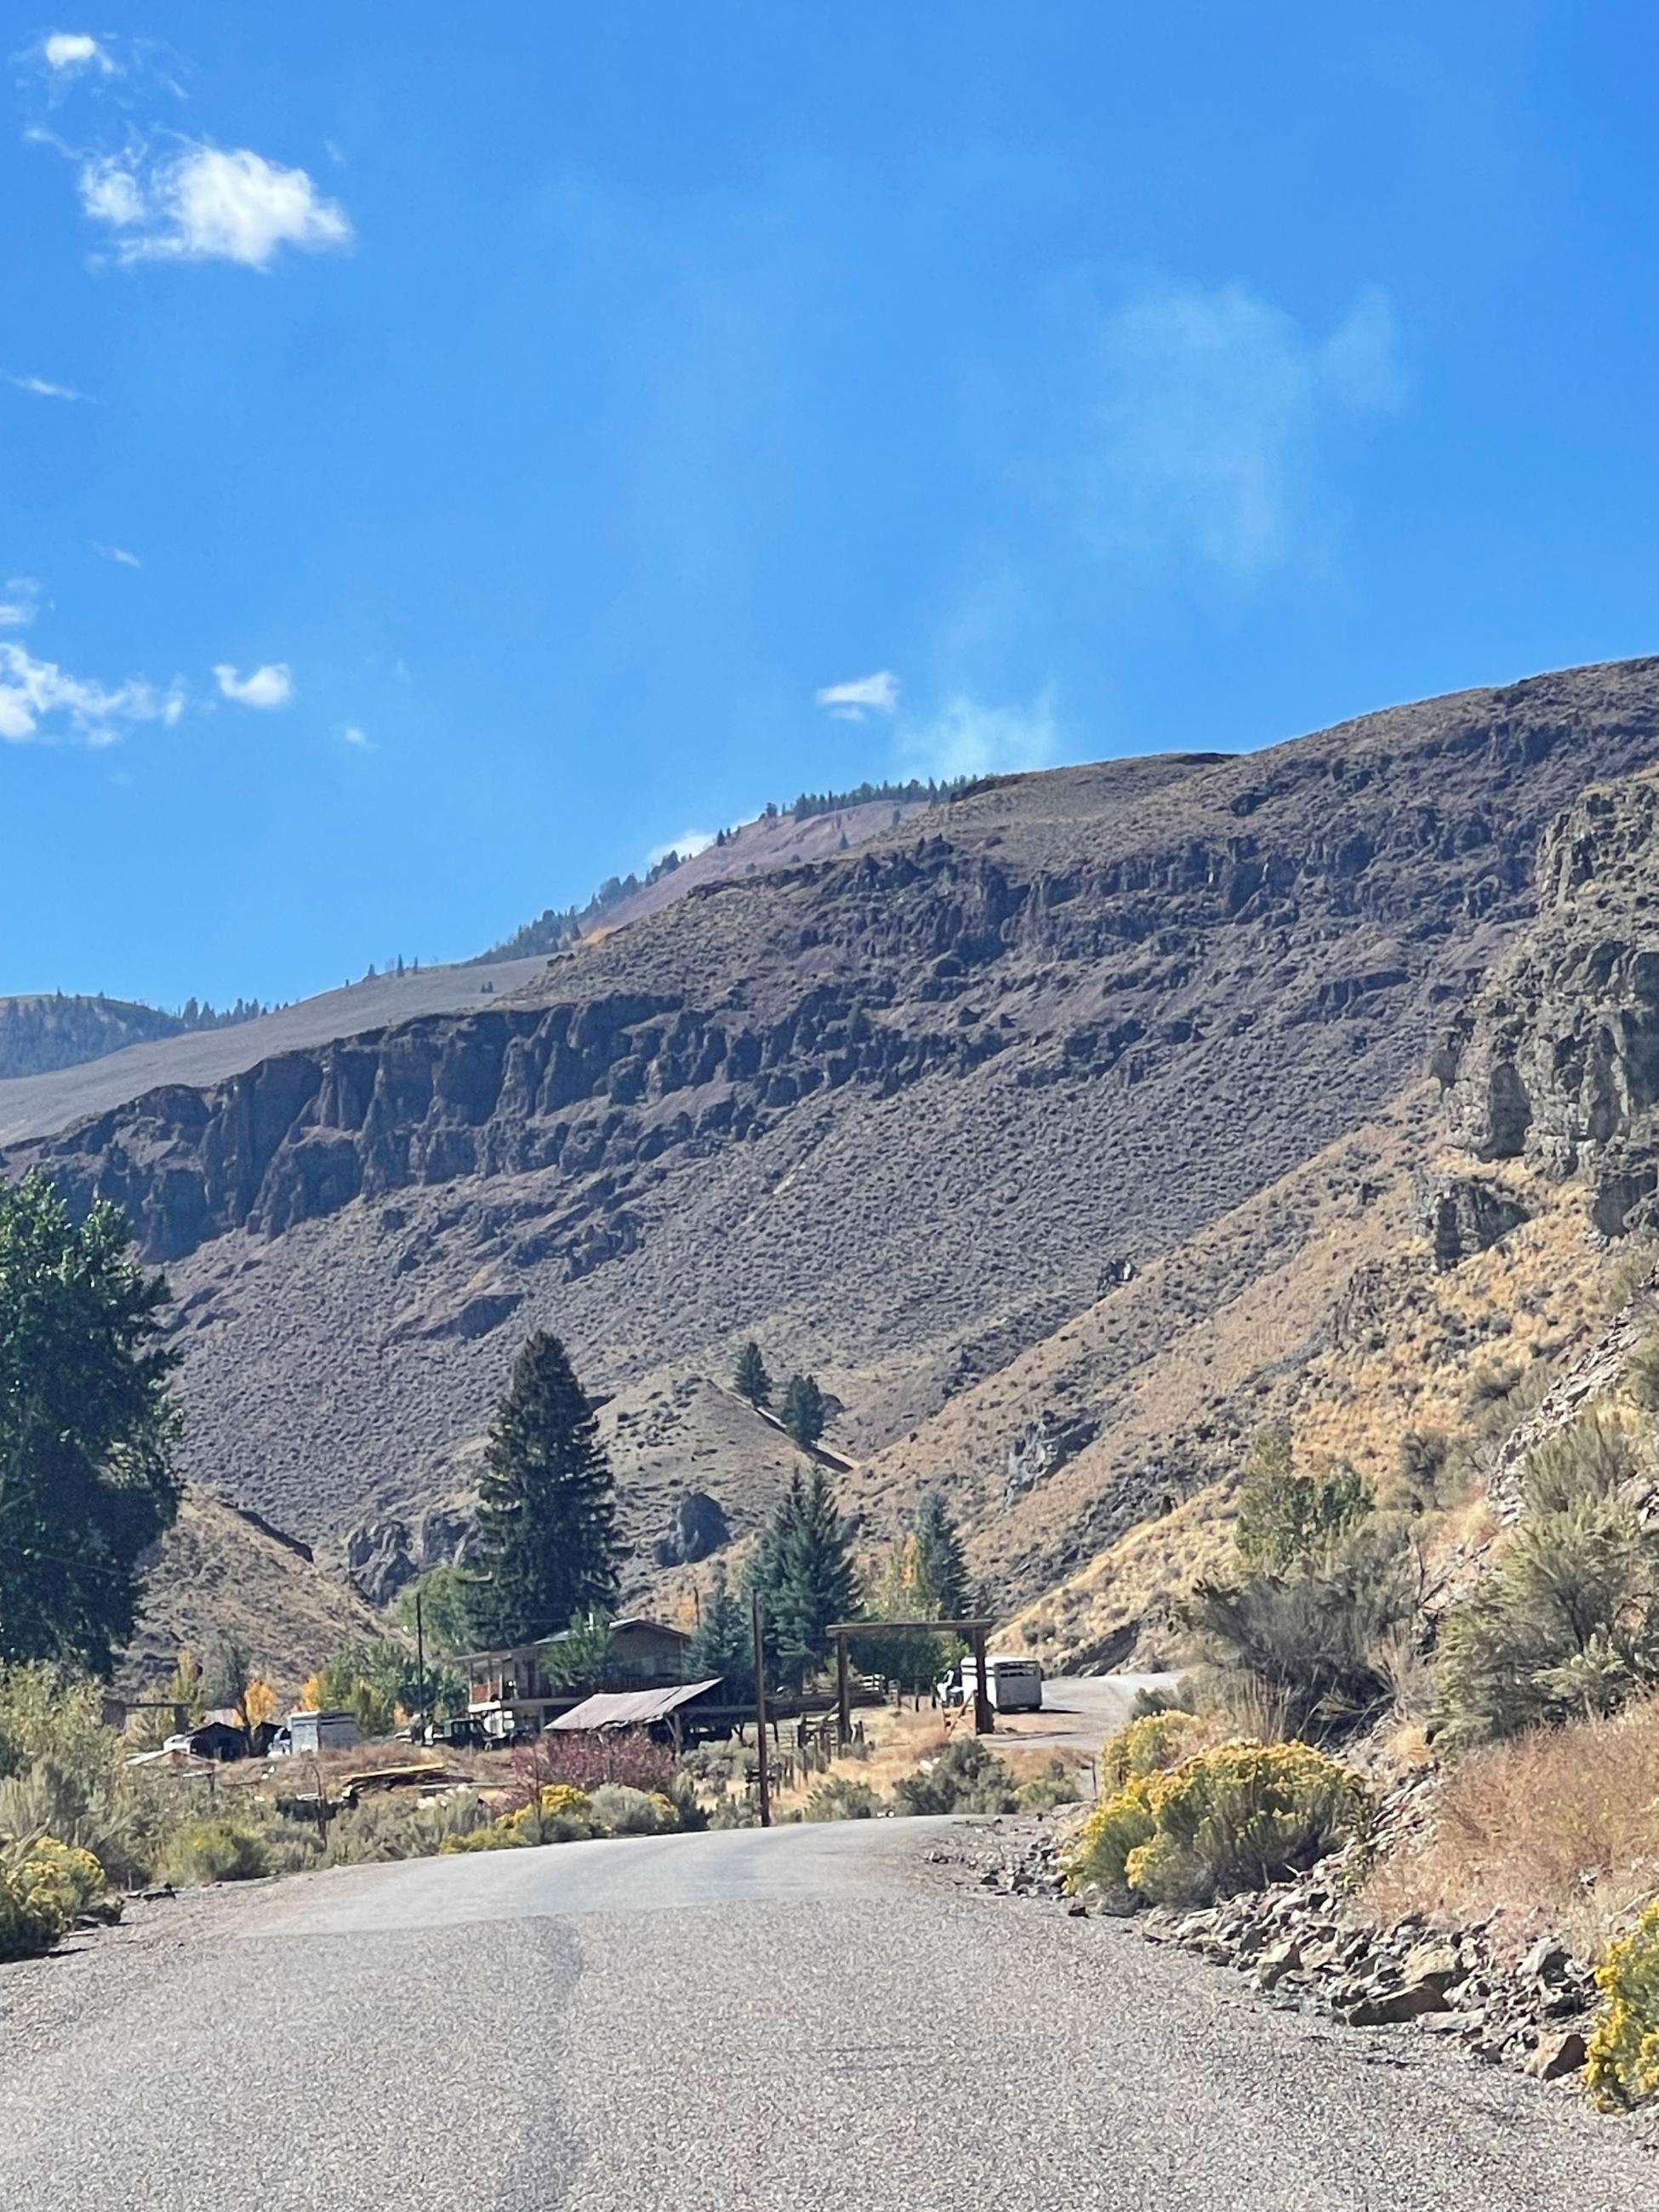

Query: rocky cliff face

[1439,768,1659,1234]
[17,658,1659,1602]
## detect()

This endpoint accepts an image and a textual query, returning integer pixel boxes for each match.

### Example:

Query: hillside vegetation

[0,992,273,1080]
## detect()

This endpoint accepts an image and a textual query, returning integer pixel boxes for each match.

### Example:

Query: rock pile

[1143,1887,1596,2083]
[947,1803,1602,2091]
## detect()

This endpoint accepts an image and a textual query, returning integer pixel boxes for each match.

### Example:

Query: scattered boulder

[1413,1171,1531,1272]
[653,1491,730,1568]
[345,1506,475,1605]
[1004,1411,1098,1507]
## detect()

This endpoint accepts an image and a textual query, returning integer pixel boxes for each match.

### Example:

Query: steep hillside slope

[16,658,1659,1644]
[118,1488,385,1699]
[1011,759,1659,1667]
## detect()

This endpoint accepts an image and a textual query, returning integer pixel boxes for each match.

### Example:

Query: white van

[936,1655,1044,1713]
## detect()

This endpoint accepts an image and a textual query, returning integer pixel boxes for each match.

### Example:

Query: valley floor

[1,1821,1650,2210]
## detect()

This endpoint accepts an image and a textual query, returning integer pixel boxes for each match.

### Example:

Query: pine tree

[913,1492,970,1621]
[749,1468,860,1684]
[465,1332,619,1648]
[733,1340,772,1409]
[686,1572,754,1700]
[779,1372,827,1451]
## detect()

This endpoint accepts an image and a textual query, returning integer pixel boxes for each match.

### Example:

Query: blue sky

[7,5,1659,1005]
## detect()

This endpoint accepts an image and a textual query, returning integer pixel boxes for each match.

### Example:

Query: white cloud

[647,828,715,867]
[0,579,42,628]
[0,640,181,746]
[1081,279,1403,583]
[815,669,900,722]
[43,31,113,72]
[214,661,294,709]
[898,690,1059,783]
[341,723,371,749]
[8,372,89,402]
[78,157,145,228]
[92,541,140,568]
[79,142,351,268]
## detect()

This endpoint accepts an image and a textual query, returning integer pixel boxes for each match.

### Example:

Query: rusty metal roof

[545,1679,724,1731]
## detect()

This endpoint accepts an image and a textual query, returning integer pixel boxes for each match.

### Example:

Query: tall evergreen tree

[686,1571,754,1701]
[779,1372,827,1451]
[0,1174,181,1674]
[733,1340,772,1410]
[913,1492,970,1621]
[466,1332,619,1648]
[749,1468,860,1685]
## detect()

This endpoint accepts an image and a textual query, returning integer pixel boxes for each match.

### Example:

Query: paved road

[0,1820,1650,2210]
[993,1673,1183,1759]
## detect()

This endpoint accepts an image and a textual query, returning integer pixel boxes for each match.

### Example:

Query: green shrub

[328,1788,490,1865]
[439,1824,524,1855]
[1183,1520,1417,1740]
[1101,1710,1208,1784]
[0,1665,175,1889]
[1522,1411,1642,1514]
[891,1736,1018,1816]
[1015,1763,1079,1814]
[802,1776,883,1821]
[1235,1436,1372,1572]
[1588,1896,1659,2110]
[1624,1333,1659,1416]
[588,1784,678,1838]
[1065,1741,1369,1907]
[1435,1470,1659,1748]
[163,1817,275,1885]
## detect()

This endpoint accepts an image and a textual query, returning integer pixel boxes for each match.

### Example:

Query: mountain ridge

[15,654,1659,1675]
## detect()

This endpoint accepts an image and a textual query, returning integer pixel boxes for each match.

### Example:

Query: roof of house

[545,1679,724,1732]
[460,1616,693,1667]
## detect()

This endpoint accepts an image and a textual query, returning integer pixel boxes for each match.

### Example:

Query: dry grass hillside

[18,655,1659,1679]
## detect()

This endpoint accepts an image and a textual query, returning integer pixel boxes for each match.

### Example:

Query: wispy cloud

[0,579,42,628]
[647,828,715,866]
[214,660,294,708]
[8,371,90,402]
[77,141,351,268]
[898,690,1059,783]
[815,669,900,722]
[341,722,371,749]
[1080,278,1403,584]
[0,641,182,746]
[92,541,140,568]
[41,31,114,74]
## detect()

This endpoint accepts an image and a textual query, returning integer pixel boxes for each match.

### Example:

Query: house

[463,1616,694,1738]
[161,1708,278,1762]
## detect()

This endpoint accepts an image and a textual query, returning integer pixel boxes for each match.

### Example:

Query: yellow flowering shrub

[501,1784,595,1841]
[0,1834,111,1958]
[1101,1709,1210,1786]
[1066,1740,1368,1907]
[1588,1899,1659,2110]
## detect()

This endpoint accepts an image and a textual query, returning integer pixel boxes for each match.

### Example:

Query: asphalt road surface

[1,1820,1650,2211]
[993,1673,1184,1759]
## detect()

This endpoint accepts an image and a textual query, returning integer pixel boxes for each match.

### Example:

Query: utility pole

[750,1589,772,1828]
[414,1587,427,1743]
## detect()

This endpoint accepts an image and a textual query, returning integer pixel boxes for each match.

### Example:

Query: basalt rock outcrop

[1439,768,1659,1234]
[18,658,1659,1595]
